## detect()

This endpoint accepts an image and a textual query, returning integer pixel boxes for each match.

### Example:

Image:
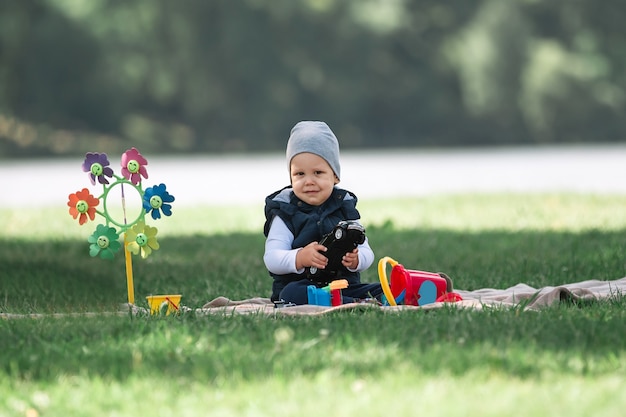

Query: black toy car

[307,220,366,285]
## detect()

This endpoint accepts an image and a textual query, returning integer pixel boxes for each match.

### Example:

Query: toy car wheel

[334,228,344,240]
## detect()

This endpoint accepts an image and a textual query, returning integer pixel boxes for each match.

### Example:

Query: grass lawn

[1,193,626,416]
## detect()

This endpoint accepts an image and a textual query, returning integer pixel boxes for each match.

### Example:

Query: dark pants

[278,279,383,305]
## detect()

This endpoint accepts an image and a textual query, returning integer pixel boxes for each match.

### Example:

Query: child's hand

[342,248,359,270]
[296,242,328,270]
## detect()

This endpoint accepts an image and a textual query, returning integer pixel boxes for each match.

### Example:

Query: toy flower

[82,152,114,185]
[121,147,148,185]
[143,183,175,220]
[125,221,159,258]
[68,188,100,225]
[88,224,121,260]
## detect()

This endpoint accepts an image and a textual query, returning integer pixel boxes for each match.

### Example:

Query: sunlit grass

[3,368,625,416]
[359,193,626,232]
[3,193,626,241]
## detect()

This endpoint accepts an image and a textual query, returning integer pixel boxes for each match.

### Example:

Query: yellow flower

[125,221,159,258]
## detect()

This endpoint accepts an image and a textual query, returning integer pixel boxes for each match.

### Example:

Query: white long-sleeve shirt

[263,215,375,275]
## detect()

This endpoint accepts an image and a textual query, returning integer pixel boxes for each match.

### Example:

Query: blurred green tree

[0,0,624,157]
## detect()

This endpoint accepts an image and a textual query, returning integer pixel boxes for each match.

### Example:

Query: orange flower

[67,188,100,225]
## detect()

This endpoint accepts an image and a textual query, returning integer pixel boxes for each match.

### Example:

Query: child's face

[290,152,339,206]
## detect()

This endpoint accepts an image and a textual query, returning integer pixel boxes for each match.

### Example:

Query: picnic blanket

[0,277,626,319]
[191,277,626,316]
[4,278,623,320]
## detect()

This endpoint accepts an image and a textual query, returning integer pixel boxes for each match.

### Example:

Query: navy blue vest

[264,186,362,299]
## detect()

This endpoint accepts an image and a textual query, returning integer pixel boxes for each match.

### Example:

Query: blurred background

[1,0,624,159]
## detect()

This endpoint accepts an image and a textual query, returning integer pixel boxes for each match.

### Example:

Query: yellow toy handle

[378,256,399,306]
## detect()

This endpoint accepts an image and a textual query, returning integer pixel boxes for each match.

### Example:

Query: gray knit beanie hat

[286,121,341,179]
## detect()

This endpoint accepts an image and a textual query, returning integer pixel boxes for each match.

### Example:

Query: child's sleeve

[348,236,374,272]
[263,216,305,275]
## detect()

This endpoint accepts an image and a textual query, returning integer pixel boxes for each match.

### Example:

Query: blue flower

[143,183,175,220]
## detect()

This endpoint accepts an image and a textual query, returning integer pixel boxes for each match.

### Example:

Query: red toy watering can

[378,256,461,306]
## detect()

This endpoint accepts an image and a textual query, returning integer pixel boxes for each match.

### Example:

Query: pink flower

[120,147,149,185]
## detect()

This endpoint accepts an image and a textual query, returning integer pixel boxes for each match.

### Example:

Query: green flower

[88,224,122,260]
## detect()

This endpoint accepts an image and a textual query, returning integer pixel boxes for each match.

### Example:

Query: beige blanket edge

[193,277,626,316]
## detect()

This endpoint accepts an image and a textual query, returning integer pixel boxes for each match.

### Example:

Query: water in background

[1,144,625,208]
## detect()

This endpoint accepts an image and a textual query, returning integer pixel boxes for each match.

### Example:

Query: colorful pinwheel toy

[67,147,175,304]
